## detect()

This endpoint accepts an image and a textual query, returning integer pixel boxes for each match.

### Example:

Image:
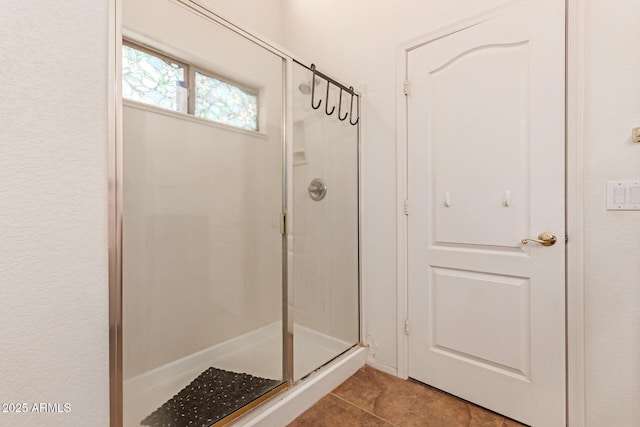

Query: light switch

[607,181,640,210]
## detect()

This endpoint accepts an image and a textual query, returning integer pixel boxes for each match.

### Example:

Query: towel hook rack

[349,86,360,126]
[325,80,336,116]
[310,64,322,110]
[302,61,359,125]
[338,88,348,121]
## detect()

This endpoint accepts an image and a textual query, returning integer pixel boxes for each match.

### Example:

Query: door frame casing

[394,1,585,425]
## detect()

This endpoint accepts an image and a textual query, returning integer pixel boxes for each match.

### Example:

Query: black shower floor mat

[141,367,281,427]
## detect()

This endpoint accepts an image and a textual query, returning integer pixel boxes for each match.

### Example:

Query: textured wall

[0,1,109,426]
[583,0,640,425]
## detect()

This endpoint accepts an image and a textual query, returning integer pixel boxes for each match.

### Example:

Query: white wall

[199,0,284,44]
[583,0,640,425]
[0,1,109,426]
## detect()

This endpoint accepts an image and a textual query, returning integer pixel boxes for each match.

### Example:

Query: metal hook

[338,88,348,121]
[311,64,321,110]
[349,87,360,125]
[325,79,336,115]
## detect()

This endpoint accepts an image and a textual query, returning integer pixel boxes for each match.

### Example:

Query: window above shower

[193,71,258,131]
[122,40,259,131]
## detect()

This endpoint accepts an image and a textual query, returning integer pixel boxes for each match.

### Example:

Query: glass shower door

[291,62,360,381]
[121,1,285,425]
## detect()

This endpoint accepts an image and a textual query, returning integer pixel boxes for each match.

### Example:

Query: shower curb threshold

[123,323,360,426]
[229,346,366,427]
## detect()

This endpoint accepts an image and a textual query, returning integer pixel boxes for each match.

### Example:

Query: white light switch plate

[607,181,640,210]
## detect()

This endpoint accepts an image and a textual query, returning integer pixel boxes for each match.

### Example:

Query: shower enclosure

[291,62,360,381]
[111,1,360,426]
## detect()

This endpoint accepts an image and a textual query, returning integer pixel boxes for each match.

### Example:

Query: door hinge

[280,212,288,235]
[404,199,409,215]
[565,232,568,244]
[404,80,409,96]
[404,319,410,335]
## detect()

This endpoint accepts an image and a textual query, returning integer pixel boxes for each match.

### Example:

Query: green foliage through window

[194,72,258,131]
[122,45,184,111]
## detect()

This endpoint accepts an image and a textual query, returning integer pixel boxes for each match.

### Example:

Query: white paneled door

[406,1,565,425]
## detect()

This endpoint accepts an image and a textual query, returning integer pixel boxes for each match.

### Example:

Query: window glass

[194,71,258,131]
[122,45,185,111]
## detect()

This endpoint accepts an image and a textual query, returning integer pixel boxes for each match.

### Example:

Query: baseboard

[366,357,399,377]
[231,346,366,426]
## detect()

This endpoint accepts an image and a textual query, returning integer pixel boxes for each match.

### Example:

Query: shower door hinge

[404,199,409,215]
[404,319,410,335]
[280,212,288,235]
[403,80,410,96]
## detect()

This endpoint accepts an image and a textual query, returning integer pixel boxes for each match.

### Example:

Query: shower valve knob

[308,178,327,201]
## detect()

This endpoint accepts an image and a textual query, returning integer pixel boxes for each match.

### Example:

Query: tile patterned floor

[288,366,527,427]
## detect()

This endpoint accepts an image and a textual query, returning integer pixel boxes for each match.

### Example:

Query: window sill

[123,99,268,140]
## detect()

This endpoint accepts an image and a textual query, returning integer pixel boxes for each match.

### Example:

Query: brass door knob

[521,232,557,247]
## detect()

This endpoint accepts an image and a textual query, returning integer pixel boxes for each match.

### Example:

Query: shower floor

[140,367,280,426]
[123,323,352,427]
